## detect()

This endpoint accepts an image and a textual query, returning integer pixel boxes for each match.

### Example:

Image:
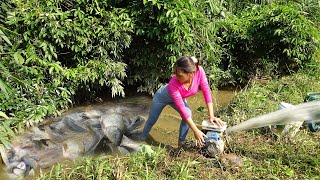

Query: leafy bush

[122,0,225,92]
[6,0,132,95]
[0,0,134,140]
[220,3,319,83]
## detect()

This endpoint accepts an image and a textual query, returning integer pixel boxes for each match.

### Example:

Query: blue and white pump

[201,120,227,157]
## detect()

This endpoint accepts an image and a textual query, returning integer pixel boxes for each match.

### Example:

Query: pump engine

[201,120,227,157]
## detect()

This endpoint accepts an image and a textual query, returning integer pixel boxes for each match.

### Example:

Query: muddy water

[0,87,237,178]
[0,163,10,180]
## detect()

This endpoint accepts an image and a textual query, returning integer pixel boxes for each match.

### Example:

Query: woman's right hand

[194,129,207,147]
[209,116,226,127]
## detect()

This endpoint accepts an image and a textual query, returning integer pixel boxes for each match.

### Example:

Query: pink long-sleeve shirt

[168,66,213,120]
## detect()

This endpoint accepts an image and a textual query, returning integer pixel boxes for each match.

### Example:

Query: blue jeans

[141,85,191,142]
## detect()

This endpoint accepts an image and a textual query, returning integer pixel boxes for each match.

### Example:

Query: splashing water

[226,101,320,134]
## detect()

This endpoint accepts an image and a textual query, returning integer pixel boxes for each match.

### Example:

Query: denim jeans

[141,84,191,141]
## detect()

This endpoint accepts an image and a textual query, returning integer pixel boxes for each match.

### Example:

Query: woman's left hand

[209,116,225,127]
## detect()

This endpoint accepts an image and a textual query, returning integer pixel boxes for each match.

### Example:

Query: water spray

[225,100,320,135]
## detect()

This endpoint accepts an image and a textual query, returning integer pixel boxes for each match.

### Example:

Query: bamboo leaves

[0,111,14,148]
[0,29,12,46]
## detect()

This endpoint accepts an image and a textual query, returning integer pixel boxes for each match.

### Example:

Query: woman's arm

[198,66,225,126]
[185,117,207,147]
[207,102,215,118]
[207,102,225,126]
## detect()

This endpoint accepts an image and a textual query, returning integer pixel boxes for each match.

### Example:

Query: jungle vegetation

[0,0,320,178]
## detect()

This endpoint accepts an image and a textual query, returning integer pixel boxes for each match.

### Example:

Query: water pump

[201,120,227,157]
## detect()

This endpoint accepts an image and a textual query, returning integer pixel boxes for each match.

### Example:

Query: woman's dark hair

[174,56,200,74]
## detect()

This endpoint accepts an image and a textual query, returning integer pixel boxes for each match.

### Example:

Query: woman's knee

[145,116,158,126]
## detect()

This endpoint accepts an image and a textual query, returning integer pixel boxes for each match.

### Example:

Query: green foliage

[0,1,136,149]
[224,0,274,14]
[220,3,320,83]
[122,0,226,93]
[289,0,320,28]
[6,0,132,95]
[0,112,15,148]
[0,0,136,131]
[224,0,320,25]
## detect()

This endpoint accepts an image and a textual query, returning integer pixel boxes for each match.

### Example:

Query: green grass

[35,130,320,179]
[227,130,320,179]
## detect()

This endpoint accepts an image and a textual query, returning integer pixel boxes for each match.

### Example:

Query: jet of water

[226,101,320,134]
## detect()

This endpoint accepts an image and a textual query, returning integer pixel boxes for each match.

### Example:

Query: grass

[34,69,320,179]
[227,130,320,179]
[35,130,320,179]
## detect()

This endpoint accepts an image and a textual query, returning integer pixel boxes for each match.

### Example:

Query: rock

[219,153,243,171]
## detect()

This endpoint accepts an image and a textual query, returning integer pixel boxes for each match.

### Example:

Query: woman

[141,56,225,147]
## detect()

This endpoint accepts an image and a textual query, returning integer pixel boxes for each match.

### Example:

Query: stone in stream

[2,103,148,178]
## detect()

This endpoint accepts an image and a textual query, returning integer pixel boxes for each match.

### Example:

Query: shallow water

[0,164,10,180]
